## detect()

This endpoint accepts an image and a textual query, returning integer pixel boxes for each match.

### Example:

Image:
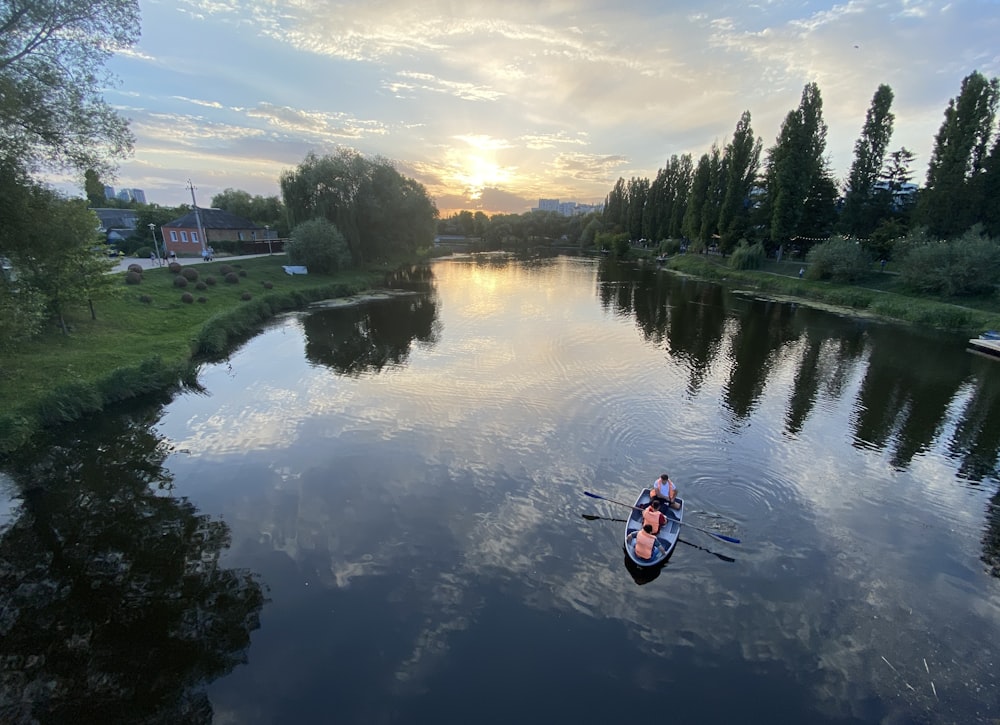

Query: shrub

[181,267,199,281]
[241,292,253,301]
[238,269,247,277]
[195,281,207,290]
[262,281,273,289]
[897,226,1000,296]
[197,296,208,303]
[729,241,766,271]
[135,246,152,259]
[205,275,217,286]
[167,262,182,273]
[658,238,682,255]
[286,218,352,273]
[139,294,152,304]
[127,263,143,274]
[172,275,188,288]
[180,292,194,303]
[125,271,142,285]
[219,264,235,275]
[805,237,871,282]
[225,272,239,284]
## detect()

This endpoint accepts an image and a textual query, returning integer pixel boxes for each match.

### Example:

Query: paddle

[581,513,627,523]
[583,490,742,544]
[676,537,736,563]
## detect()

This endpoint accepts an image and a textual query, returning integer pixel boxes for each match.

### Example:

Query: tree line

[600,71,1000,259]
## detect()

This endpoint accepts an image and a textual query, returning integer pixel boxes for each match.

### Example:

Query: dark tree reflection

[303,287,439,376]
[0,404,265,725]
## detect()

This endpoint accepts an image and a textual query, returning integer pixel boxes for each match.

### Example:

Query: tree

[841,84,895,237]
[683,153,713,244]
[718,111,763,252]
[10,188,118,334]
[982,137,1000,238]
[210,188,287,234]
[0,0,138,175]
[918,70,999,237]
[285,217,352,274]
[84,169,107,206]
[764,83,834,250]
[280,150,437,264]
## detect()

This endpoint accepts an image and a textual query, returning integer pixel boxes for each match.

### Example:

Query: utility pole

[148,223,162,266]
[187,179,208,256]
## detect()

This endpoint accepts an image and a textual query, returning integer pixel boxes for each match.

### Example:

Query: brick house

[161,208,263,255]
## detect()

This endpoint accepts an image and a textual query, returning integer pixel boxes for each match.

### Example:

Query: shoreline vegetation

[0,256,383,455]
[3,248,998,456]
[656,252,1000,334]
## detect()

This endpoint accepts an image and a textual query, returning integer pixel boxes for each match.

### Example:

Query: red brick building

[161,208,263,255]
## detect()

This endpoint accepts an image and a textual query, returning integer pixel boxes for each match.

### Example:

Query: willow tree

[280,149,437,265]
[841,84,895,237]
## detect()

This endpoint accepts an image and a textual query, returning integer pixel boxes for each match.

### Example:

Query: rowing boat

[624,489,684,567]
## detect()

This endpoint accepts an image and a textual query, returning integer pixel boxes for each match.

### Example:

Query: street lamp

[265,224,273,255]
[147,223,162,266]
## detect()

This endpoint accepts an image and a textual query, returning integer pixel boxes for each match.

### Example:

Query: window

[238,231,245,241]
[170,231,177,242]
[181,231,188,242]
[191,231,199,243]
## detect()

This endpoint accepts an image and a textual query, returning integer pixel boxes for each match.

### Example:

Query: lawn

[0,256,382,453]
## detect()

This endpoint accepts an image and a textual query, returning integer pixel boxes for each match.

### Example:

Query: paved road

[113,252,283,273]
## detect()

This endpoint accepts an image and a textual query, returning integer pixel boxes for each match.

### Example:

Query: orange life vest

[642,507,664,534]
[635,529,657,559]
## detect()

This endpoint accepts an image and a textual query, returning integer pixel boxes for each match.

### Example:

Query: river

[2,254,998,724]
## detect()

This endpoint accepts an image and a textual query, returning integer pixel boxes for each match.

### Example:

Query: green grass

[0,257,382,454]
[664,254,1000,332]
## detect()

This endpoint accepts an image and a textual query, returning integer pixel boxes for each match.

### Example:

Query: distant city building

[115,188,146,204]
[535,198,603,216]
[103,185,115,199]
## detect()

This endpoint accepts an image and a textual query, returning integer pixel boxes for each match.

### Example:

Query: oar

[581,513,628,523]
[583,490,741,544]
[676,537,736,563]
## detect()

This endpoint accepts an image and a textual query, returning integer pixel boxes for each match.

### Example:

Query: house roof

[92,208,139,231]
[164,208,260,230]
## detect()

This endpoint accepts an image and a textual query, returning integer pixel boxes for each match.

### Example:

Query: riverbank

[0,256,383,454]
[660,254,1000,333]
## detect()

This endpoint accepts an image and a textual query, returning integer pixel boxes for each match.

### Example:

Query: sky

[73,0,1000,218]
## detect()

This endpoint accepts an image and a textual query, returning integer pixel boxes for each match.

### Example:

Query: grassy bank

[0,257,382,454]
[663,254,1000,332]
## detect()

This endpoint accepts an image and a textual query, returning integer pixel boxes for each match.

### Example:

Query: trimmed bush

[197,296,208,303]
[181,267,200,281]
[139,294,152,304]
[127,263,143,274]
[195,281,207,290]
[219,264,235,275]
[180,292,194,304]
[262,281,273,289]
[125,271,142,285]
[168,262,182,273]
[225,272,239,284]
[205,275,217,286]
[173,275,189,288]
[238,270,247,277]
[241,292,253,301]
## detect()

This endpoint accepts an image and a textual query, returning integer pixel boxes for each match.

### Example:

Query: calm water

[2,255,999,724]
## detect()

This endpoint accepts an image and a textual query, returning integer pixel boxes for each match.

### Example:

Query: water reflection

[596,260,1000,486]
[0,404,265,724]
[303,266,439,376]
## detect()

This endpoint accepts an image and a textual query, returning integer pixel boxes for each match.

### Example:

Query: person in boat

[642,498,666,534]
[634,523,663,560]
[650,473,680,510]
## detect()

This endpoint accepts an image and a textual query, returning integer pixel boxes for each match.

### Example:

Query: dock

[968,337,1000,358]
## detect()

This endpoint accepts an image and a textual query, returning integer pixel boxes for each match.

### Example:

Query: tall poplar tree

[764,83,834,249]
[841,84,895,237]
[683,153,713,244]
[718,111,763,252]
[917,70,999,238]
